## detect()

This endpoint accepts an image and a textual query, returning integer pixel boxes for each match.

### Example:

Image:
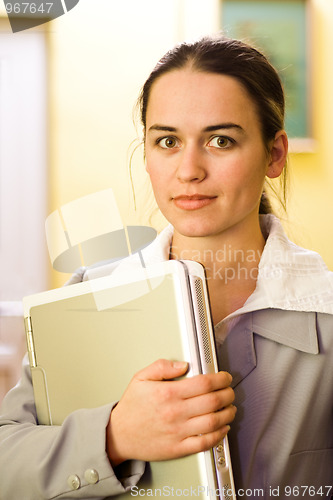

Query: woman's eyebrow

[148,125,177,133]
[203,123,244,133]
[147,123,245,134]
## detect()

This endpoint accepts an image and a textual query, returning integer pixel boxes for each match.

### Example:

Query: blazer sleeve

[0,357,145,500]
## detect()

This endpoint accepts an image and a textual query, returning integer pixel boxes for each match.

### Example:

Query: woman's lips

[173,194,217,210]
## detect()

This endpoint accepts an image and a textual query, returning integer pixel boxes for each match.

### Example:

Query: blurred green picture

[222,0,309,138]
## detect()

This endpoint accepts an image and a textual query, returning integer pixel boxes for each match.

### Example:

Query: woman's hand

[106,359,236,466]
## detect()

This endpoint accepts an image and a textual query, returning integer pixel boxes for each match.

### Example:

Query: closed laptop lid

[23,259,236,500]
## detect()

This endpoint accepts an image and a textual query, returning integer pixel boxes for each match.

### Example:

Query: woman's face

[145,69,278,239]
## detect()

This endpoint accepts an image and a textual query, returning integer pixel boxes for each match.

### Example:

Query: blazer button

[84,468,99,484]
[67,474,81,490]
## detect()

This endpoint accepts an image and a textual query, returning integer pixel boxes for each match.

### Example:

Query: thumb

[136,359,188,382]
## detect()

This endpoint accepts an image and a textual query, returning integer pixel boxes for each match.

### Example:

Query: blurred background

[0,0,332,400]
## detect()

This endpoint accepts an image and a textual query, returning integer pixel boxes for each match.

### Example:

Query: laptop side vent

[194,278,212,364]
[223,485,232,500]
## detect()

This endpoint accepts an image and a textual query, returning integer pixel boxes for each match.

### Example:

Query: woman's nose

[175,145,207,183]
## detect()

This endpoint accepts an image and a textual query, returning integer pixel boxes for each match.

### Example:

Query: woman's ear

[266,130,288,179]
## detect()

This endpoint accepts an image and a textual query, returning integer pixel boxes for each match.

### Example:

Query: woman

[0,36,332,499]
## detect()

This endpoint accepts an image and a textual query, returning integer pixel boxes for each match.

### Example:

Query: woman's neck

[170,220,266,324]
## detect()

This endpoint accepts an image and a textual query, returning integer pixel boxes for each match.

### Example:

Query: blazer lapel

[216,308,319,388]
[217,314,257,388]
[251,309,319,354]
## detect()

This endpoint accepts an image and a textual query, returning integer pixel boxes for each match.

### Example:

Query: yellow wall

[285,0,333,266]
[2,0,333,287]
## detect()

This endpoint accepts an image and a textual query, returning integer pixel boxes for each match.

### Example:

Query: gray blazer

[218,308,333,497]
[0,351,146,499]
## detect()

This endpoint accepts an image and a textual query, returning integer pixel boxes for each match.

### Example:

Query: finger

[177,425,232,457]
[183,386,235,419]
[185,404,237,438]
[134,358,189,382]
[176,371,233,399]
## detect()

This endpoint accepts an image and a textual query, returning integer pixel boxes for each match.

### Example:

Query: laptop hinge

[25,316,37,368]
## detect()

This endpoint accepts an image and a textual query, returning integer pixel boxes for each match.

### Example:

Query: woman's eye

[208,136,233,148]
[158,137,178,149]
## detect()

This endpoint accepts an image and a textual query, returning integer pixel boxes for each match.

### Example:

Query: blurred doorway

[0,20,48,400]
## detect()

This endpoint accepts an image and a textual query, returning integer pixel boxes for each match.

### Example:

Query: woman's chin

[173,221,221,239]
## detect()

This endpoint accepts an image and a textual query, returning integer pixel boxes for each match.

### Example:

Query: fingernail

[173,361,188,370]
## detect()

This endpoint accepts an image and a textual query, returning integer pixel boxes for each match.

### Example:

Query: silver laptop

[23,259,236,500]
